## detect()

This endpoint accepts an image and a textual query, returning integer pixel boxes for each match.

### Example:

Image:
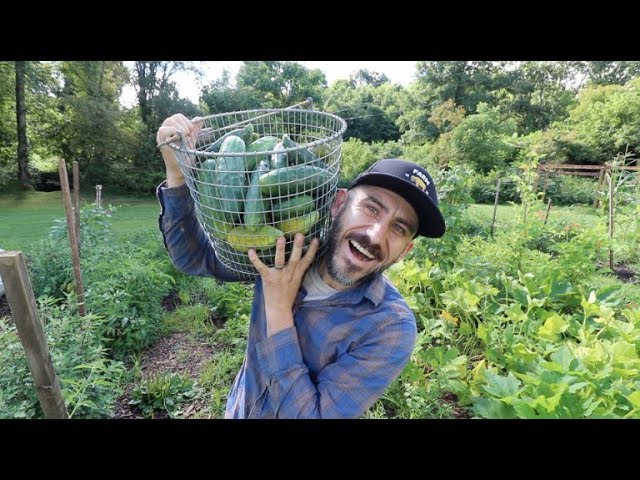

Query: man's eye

[366,205,378,215]
[394,224,407,235]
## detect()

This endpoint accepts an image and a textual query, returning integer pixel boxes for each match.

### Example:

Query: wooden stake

[490,178,501,237]
[0,251,69,418]
[58,159,86,316]
[73,161,81,251]
[95,184,102,207]
[541,171,550,203]
[608,169,615,270]
[544,198,552,225]
[594,167,605,208]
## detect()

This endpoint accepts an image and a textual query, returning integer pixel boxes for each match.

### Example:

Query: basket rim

[169,108,347,157]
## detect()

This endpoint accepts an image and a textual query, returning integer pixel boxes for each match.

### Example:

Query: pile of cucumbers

[197,123,334,253]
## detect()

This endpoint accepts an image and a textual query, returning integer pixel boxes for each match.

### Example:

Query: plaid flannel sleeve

[255,316,416,419]
[156,182,241,282]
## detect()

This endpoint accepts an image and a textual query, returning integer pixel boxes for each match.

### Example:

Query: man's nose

[366,222,386,244]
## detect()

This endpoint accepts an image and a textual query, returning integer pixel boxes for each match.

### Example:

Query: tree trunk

[15,61,31,189]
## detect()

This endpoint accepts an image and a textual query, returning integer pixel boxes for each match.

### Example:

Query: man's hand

[156,114,202,188]
[249,233,320,336]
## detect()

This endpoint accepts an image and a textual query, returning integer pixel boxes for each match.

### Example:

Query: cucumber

[276,211,320,239]
[245,135,279,171]
[271,142,288,169]
[227,225,283,252]
[205,123,254,152]
[271,194,315,222]
[215,135,247,221]
[258,165,333,197]
[281,134,319,166]
[244,159,271,227]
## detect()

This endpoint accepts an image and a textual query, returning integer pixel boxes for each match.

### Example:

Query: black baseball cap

[349,159,446,238]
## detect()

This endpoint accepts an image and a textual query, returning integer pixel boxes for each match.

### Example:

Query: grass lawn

[1,190,603,254]
[467,202,601,231]
[0,190,161,253]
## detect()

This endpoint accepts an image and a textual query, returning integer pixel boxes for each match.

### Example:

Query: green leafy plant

[129,372,200,419]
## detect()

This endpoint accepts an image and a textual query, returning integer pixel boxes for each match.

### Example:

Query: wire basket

[168,105,347,281]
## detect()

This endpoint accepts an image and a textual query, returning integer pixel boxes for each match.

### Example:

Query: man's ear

[397,241,414,262]
[330,188,348,217]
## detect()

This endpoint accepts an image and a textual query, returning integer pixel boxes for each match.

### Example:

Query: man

[156,114,446,418]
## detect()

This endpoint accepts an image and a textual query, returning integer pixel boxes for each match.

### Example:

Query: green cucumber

[271,142,288,169]
[258,165,333,197]
[271,194,315,222]
[205,123,254,152]
[215,135,247,221]
[245,135,279,171]
[244,159,271,227]
[281,134,319,166]
[227,225,283,252]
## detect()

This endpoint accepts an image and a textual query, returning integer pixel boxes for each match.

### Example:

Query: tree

[200,69,261,114]
[15,61,30,189]
[131,61,201,131]
[397,61,507,143]
[236,61,327,108]
[493,61,577,134]
[564,78,640,163]
[51,61,133,187]
[574,61,640,87]
[449,103,519,173]
[351,69,389,87]
[324,80,401,143]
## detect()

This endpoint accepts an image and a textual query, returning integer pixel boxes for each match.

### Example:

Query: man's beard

[321,212,394,288]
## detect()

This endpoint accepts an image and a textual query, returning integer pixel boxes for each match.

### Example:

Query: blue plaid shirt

[157,183,417,418]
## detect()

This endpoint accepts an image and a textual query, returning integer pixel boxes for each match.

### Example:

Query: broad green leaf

[538,313,568,341]
[626,391,640,409]
[482,371,521,398]
[477,324,487,342]
[550,345,574,371]
[505,303,528,323]
[568,381,591,394]
[512,398,539,418]
[510,343,538,363]
[472,397,517,419]
[610,341,638,365]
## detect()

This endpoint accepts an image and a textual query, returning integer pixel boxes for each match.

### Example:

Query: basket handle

[156,97,314,148]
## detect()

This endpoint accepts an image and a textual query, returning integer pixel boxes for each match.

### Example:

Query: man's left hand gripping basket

[167,101,347,280]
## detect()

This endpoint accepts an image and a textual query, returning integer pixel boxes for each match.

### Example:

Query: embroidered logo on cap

[406,168,431,195]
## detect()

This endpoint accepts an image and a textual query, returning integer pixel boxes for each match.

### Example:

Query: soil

[112,332,217,419]
[0,295,11,321]
[440,393,471,419]
[612,264,636,283]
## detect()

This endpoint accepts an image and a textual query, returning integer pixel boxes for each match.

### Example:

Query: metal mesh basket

[168,105,347,281]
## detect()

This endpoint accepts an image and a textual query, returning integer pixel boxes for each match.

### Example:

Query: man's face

[321,185,417,289]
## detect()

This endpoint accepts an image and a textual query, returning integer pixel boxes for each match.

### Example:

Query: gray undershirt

[302,263,338,302]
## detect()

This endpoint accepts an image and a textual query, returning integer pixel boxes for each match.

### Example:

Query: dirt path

[112,332,217,419]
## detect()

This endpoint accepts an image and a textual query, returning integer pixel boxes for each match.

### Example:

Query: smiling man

[156,114,446,418]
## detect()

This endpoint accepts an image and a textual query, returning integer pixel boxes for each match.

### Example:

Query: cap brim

[352,173,446,238]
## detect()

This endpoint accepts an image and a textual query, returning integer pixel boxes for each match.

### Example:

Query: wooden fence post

[95,185,102,207]
[607,167,615,270]
[594,167,605,208]
[490,178,501,237]
[72,161,81,250]
[541,171,550,203]
[544,198,552,225]
[58,159,86,316]
[0,251,69,419]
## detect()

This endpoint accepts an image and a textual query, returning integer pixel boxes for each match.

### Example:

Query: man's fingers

[273,236,286,269]
[288,233,305,264]
[248,249,268,275]
[298,237,320,270]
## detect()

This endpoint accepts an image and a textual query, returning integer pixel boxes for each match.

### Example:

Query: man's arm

[156,114,242,282]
